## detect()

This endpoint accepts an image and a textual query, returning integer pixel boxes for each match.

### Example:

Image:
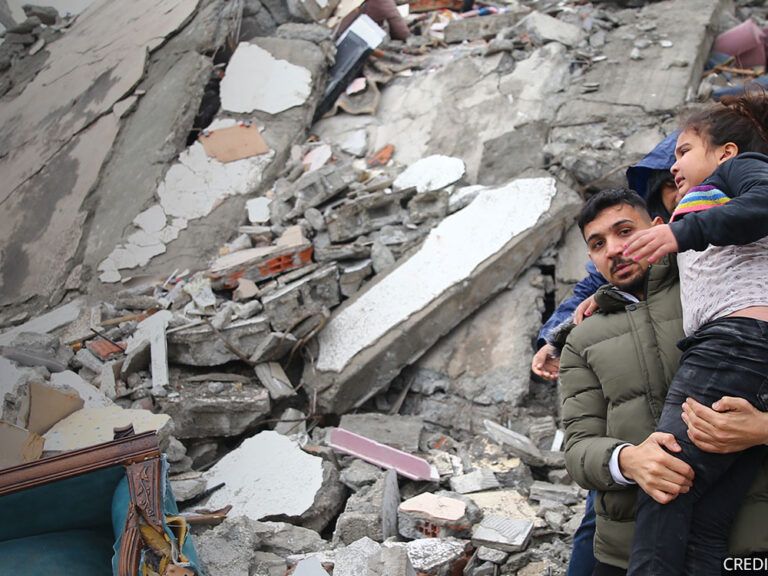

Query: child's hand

[623,224,679,263]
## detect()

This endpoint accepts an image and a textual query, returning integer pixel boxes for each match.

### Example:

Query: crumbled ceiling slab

[306,175,582,413]
[220,41,313,114]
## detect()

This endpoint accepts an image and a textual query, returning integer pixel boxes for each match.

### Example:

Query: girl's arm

[670,154,768,252]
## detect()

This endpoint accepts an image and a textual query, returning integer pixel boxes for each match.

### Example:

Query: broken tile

[330,427,438,482]
[220,42,312,114]
[472,514,533,553]
[0,420,44,468]
[398,492,474,540]
[204,431,324,520]
[449,469,500,494]
[43,406,172,451]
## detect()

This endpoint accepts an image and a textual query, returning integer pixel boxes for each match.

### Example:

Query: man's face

[583,204,652,297]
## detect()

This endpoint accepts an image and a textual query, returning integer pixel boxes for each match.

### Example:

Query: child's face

[671,128,728,199]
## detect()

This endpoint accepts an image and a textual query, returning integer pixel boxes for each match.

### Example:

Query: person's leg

[627,318,768,576]
[567,490,597,576]
[592,561,626,576]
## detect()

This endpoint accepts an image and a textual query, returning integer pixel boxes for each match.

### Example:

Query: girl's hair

[683,84,768,155]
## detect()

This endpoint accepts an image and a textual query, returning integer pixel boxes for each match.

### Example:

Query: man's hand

[574,295,599,325]
[682,396,768,453]
[622,224,679,264]
[618,432,694,504]
[532,344,560,380]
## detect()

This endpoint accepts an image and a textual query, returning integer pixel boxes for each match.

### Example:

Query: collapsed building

[0,0,767,573]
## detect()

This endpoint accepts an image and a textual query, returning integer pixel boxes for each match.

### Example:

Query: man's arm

[682,396,768,453]
[560,342,628,490]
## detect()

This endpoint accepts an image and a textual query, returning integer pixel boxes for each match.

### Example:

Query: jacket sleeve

[560,339,627,491]
[536,262,606,348]
[670,155,768,251]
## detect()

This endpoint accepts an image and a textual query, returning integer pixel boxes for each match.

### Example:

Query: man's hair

[577,187,650,235]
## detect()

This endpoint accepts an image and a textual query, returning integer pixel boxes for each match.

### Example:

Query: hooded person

[626,131,678,222]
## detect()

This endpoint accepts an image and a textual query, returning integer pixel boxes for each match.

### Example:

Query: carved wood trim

[117,502,143,576]
[0,431,160,496]
[126,456,164,532]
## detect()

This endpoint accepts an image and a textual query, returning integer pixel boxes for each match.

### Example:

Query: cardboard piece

[199,123,270,163]
[27,381,84,435]
[0,421,44,468]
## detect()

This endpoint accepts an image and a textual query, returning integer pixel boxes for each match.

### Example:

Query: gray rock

[333,468,399,544]
[156,380,270,439]
[167,316,270,366]
[339,458,383,491]
[528,481,584,506]
[22,4,59,25]
[472,514,534,553]
[450,469,501,494]
[262,264,340,332]
[339,413,423,452]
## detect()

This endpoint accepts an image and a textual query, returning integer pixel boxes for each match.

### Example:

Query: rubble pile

[2,0,768,573]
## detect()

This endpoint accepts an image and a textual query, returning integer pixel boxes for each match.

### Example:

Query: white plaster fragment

[315,178,556,373]
[204,431,324,520]
[393,155,466,193]
[220,42,312,115]
[247,197,272,224]
[49,370,113,408]
[133,204,167,233]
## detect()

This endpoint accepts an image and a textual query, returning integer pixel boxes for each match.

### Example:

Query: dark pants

[593,562,626,576]
[568,490,597,576]
[627,317,768,576]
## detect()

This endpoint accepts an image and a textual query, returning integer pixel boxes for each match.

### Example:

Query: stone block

[339,413,423,452]
[444,11,527,44]
[248,331,298,364]
[408,189,449,224]
[450,469,500,494]
[262,264,340,332]
[333,537,417,576]
[167,316,270,366]
[155,380,270,439]
[515,11,583,47]
[288,161,358,217]
[477,546,509,564]
[528,480,584,506]
[333,468,399,544]
[397,537,473,576]
[326,189,413,243]
[306,176,581,414]
[472,514,533,553]
[254,361,295,400]
[339,259,372,298]
[483,419,545,467]
[339,459,383,491]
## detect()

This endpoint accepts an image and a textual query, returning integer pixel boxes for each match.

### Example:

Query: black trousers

[628,317,768,576]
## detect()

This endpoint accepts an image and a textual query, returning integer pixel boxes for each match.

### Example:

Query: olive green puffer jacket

[560,255,768,569]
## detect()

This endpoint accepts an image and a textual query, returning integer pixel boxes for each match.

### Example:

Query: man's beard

[611,258,645,295]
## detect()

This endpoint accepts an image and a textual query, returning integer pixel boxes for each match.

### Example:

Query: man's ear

[650,216,665,227]
[719,142,738,163]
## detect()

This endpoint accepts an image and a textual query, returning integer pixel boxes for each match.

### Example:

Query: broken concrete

[307,176,580,414]
[167,316,270,366]
[204,430,325,521]
[339,413,423,452]
[333,468,399,544]
[472,514,534,553]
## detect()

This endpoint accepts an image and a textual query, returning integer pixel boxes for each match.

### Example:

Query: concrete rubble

[1,0,765,573]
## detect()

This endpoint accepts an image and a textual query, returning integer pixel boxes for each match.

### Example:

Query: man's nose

[606,236,624,257]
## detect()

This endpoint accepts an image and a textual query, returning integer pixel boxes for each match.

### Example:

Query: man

[559,188,768,575]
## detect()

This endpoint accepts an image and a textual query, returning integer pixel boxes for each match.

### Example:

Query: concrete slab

[573,0,725,113]
[0,298,84,346]
[392,155,465,193]
[339,413,423,452]
[450,469,500,494]
[306,175,581,413]
[472,514,533,553]
[204,430,325,521]
[221,41,312,114]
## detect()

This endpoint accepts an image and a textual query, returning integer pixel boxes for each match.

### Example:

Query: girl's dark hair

[683,84,768,155]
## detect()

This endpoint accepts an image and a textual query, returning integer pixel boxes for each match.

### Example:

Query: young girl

[623,88,768,574]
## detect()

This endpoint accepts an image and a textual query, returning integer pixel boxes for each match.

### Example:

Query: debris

[0,420,44,468]
[339,413,423,452]
[472,514,534,553]
[450,469,500,494]
[26,381,84,435]
[367,144,395,167]
[527,481,584,506]
[330,427,439,481]
[714,19,767,69]
[199,122,270,163]
[515,11,584,48]
[397,491,475,539]
[483,419,545,467]
[221,42,312,114]
[204,431,325,521]
[306,177,579,414]
[334,468,400,544]
[255,361,296,400]
[393,154,465,194]
[42,406,172,452]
